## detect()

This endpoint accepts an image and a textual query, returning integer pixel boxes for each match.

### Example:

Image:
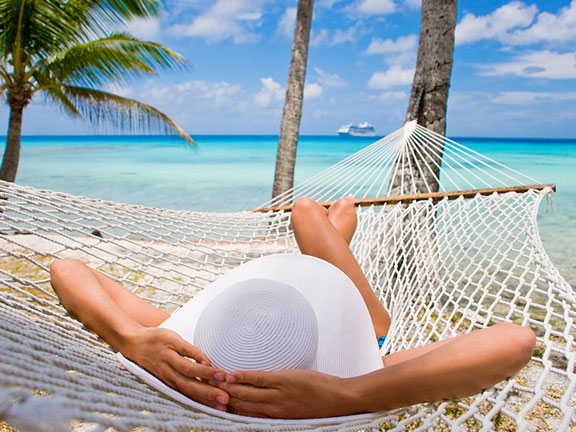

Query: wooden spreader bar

[253,183,556,213]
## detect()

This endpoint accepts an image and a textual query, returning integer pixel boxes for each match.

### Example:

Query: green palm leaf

[0,0,85,61]
[41,34,188,88]
[43,86,82,118]
[61,85,194,145]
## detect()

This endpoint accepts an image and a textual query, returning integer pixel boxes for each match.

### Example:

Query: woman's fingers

[221,381,277,404]
[136,329,230,409]
[168,349,225,382]
[226,370,279,387]
[212,370,282,416]
[162,363,230,410]
[177,340,212,366]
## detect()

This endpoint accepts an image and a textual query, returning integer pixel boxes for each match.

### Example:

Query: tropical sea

[2,133,575,287]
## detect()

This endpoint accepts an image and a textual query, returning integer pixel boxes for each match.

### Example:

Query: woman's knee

[329,197,356,220]
[292,197,322,225]
[328,196,356,219]
[50,258,85,280]
[493,322,536,368]
[292,196,317,213]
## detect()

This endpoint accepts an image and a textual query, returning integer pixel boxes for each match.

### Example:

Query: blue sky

[2,0,576,137]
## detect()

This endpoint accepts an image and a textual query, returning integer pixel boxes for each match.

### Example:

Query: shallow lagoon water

[3,134,575,287]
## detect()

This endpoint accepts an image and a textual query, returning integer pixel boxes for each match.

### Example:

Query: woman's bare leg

[327,197,357,245]
[291,197,390,337]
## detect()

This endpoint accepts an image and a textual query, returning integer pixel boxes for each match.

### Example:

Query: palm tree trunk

[0,104,24,182]
[272,0,314,199]
[392,0,457,195]
[384,0,457,293]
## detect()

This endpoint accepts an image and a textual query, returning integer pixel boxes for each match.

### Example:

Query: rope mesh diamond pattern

[0,123,574,431]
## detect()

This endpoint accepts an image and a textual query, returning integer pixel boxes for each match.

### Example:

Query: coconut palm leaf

[61,85,194,145]
[91,0,161,21]
[40,34,187,88]
[0,0,83,60]
[61,0,161,41]
[43,86,83,118]
[0,0,163,61]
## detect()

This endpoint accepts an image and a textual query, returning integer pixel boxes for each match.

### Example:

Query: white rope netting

[0,122,574,431]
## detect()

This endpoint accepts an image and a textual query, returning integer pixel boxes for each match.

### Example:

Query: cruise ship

[337,122,376,137]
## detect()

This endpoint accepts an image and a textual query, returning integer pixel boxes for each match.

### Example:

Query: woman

[50,197,536,419]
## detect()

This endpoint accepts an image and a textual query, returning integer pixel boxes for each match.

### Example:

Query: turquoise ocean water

[2,134,575,287]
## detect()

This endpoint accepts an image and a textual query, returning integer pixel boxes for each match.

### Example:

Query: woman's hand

[219,369,361,418]
[123,327,230,411]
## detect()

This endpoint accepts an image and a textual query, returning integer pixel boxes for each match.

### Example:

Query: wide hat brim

[118,253,384,422]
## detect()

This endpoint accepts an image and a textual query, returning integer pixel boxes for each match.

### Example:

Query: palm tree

[386,0,458,288]
[272,0,314,199]
[0,0,192,183]
[392,0,457,195]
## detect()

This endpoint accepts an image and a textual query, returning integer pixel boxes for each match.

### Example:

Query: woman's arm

[219,323,536,418]
[50,259,230,411]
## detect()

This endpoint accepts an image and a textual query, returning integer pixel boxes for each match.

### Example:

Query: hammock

[0,121,574,431]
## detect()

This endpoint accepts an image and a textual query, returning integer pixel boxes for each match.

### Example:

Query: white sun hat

[118,253,384,422]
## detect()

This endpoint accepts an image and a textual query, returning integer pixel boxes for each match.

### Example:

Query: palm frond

[0,0,86,61]
[0,64,10,82]
[89,0,161,22]
[43,86,82,118]
[39,33,187,88]
[61,85,194,146]
[0,0,164,64]
[63,0,161,37]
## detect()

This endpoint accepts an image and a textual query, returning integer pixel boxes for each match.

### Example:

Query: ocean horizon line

[2,134,576,143]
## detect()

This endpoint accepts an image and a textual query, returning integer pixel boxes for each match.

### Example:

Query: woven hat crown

[194,279,319,372]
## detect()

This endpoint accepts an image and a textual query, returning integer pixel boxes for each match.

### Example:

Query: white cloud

[365,35,417,54]
[238,12,262,20]
[169,0,265,43]
[507,0,576,45]
[378,90,408,102]
[455,2,537,45]
[385,51,417,68]
[332,27,358,44]
[304,82,324,99]
[356,0,395,15]
[481,50,576,79]
[278,7,297,38]
[142,80,244,109]
[125,17,161,40]
[253,77,285,107]
[368,65,415,89]
[403,0,420,9]
[492,90,576,104]
[314,67,346,87]
[317,0,345,7]
[252,78,323,106]
[128,79,249,132]
[310,29,329,46]
[311,26,359,46]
